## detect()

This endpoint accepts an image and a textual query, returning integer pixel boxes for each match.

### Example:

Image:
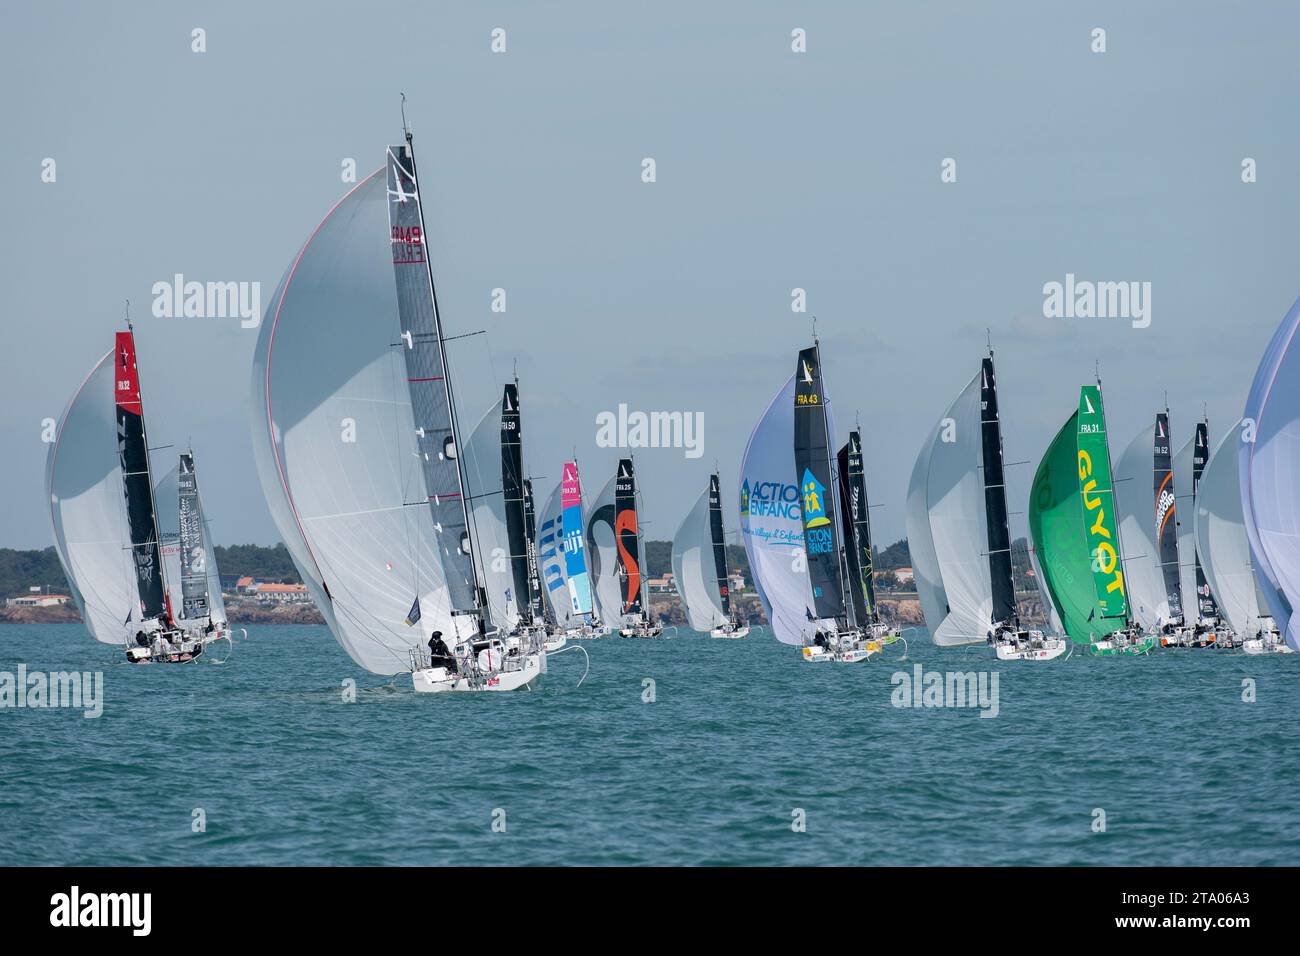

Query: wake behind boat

[47,326,232,664]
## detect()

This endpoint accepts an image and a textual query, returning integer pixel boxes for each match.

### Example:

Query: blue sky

[3,1,1297,549]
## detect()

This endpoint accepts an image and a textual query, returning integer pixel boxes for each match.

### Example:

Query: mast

[707,473,732,623]
[837,429,878,625]
[981,351,1017,627]
[500,379,532,625]
[115,324,172,627]
[387,127,487,632]
[1153,407,1184,624]
[794,339,850,628]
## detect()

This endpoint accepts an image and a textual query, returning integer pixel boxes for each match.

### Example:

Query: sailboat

[907,350,1066,661]
[1240,296,1300,654]
[250,123,544,692]
[1029,382,1154,656]
[537,460,608,639]
[48,327,231,663]
[1195,419,1291,653]
[671,473,748,637]
[838,429,902,650]
[1170,417,1233,647]
[611,458,663,638]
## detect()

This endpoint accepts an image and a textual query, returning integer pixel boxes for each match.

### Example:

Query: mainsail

[671,474,730,631]
[793,344,846,623]
[522,479,546,624]
[614,458,645,616]
[500,383,533,626]
[1188,421,1219,620]
[1153,412,1185,623]
[1195,421,1264,637]
[115,330,170,625]
[387,138,483,628]
[156,455,227,629]
[1029,384,1128,643]
[1172,431,1208,624]
[707,474,733,620]
[837,431,877,624]
[1240,296,1300,649]
[46,351,138,645]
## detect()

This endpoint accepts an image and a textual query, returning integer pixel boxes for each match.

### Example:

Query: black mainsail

[387,134,487,631]
[115,329,170,625]
[523,478,548,625]
[837,429,877,624]
[1191,419,1220,620]
[794,343,847,622]
[707,473,732,618]
[177,452,211,621]
[1154,410,1184,622]
[615,458,644,616]
[980,354,1017,626]
[500,382,533,626]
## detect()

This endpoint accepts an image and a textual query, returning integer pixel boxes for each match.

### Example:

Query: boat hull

[994,637,1068,661]
[710,625,749,639]
[412,653,544,693]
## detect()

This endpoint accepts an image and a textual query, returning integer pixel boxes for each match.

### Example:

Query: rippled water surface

[2,623,1298,865]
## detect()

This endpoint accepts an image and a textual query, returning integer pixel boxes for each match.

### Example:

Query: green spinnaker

[1028,385,1129,644]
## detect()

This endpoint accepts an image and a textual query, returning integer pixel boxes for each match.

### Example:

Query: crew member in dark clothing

[135,631,149,648]
[427,631,457,672]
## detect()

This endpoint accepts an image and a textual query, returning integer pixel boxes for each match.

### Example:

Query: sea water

[1,623,1297,866]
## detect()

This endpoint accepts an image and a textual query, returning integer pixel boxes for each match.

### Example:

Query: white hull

[994,636,1068,661]
[710,625,749,639]
[412,652,544,693]
[1242,636,1294,655]
[565,623,610,640]
[619,624,665,638]
[543,634,568,652]
[801,629,892,663]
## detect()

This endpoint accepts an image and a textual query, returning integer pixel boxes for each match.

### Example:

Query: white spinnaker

[46,351,138,646]
[906,371,992,645]
[739,373,814,646]
[1241,297,1300,649]
[463,398,519,629]
[250,170,454,676]
[905,416,947,644]
[586,474,623,624]
[1172,435,1199,624]
[1114,425,1168,631]
[672,485,725,631]
[1196,422,1263,637]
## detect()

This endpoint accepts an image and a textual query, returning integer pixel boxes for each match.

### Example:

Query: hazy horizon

[3,1,1297,555]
